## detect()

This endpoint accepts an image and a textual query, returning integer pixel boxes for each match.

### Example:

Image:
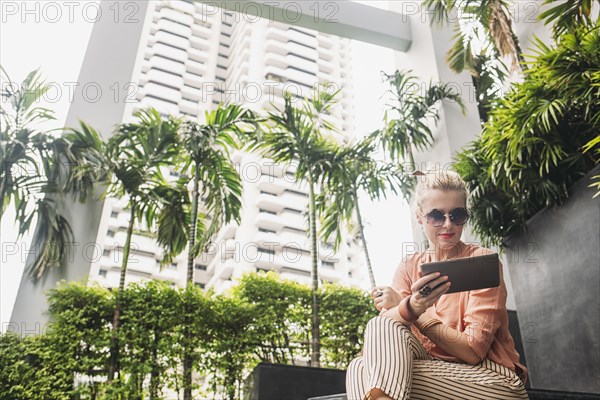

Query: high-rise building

[87,0,365,292]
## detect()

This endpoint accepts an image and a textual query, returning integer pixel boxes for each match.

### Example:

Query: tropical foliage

[0,273,376,400]
[247,89,344,367]
[380,70,465,169]
[317,134,412,288]
[0,67,76,279]
[454,21,600,247]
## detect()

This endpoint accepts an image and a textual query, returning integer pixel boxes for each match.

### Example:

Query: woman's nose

[442,215,453,228]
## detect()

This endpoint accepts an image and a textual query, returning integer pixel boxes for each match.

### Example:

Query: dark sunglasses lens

[451,208,469,225]
[426,210,445,226]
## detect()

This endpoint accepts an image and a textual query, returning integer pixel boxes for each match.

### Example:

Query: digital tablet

[419,253,500,294]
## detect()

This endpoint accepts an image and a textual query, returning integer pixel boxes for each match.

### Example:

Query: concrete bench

[308,389,600,400]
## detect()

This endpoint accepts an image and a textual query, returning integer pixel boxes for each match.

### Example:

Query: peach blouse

[391,241,528,383]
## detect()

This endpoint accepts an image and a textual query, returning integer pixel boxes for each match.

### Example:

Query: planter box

[504,166,600,393]
[244,362,346,400]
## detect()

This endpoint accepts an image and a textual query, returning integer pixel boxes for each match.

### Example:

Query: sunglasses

[421,208,470,227]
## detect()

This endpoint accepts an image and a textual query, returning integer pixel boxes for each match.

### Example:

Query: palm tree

[539,0,597,36]
[318,134,413,289]
[380,70,465,170]
[247,89,340,367]
[155,103,257,400]
[0,68,78,280]
[68,109,181,381]
[424,0,524,72]
[423,0,523,121]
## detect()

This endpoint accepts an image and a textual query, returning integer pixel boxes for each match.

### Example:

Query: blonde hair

[413,167,469,210]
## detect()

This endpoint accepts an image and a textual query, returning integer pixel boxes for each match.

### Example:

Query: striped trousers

[346,317,529,400]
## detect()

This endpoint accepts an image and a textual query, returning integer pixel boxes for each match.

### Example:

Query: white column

[10,0,151,330]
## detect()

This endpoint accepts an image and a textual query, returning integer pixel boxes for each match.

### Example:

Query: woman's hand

[409,271,451,317]
[371,286,402,311]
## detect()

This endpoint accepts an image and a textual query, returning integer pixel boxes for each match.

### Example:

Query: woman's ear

[416,210,423,225]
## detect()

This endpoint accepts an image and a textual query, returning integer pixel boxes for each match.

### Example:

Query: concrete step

[308,389,600,400]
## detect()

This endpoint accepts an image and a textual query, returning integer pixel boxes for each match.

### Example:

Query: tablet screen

[419,253,500,294]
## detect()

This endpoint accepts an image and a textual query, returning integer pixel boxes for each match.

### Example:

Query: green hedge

[0,272,376,399]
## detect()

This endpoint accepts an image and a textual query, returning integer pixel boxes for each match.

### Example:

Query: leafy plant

[381,69,465,170]
[247,89,343,367]
[317,134,412,288]
[454,21,600,247]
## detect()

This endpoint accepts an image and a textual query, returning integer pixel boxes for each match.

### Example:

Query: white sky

[0,1,413,329]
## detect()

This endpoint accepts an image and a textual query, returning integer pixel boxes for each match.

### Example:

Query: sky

[0,1,413,329]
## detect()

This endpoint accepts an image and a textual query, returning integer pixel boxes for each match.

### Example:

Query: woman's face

[416,189,467,251]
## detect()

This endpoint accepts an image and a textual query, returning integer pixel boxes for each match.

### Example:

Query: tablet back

[419,253,500,294]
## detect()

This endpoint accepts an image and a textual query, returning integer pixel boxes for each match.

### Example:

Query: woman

[346,169,528,400]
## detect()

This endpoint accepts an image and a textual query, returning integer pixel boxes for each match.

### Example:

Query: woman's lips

[439,233,455,238]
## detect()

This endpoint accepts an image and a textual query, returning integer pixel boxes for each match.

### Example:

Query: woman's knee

[366,315,409,333]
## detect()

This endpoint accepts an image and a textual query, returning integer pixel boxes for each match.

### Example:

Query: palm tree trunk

[0,173,9,219]
[149,331,160,400]
[187,168,200,283]
[183,168,200,400]
[307,174,320,367]
[352,191,376,289]
[108,203,136,381]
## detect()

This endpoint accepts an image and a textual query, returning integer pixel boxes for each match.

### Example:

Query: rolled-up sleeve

[463,264,507,361]
[391,260,412,298]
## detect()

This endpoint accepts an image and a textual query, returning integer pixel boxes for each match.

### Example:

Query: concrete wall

[505,166,600,393]
[9,0,149,331]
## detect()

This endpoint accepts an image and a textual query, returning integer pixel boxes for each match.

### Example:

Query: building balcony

[188,46,210,63]
[146,69,183,88]
[280,211,306,233]
[141,83,181,103]
[154,31,189,50]
[280,192,308,213]
[264,38,288,56]
[179,98,199,116]
[148,55,186,75]
[139,96,180,116]
[156,18,191,37]
[265,25,288,43]
[257,174,287,195]
[254,230,280,248]
[256,193,286,213]
[190,24,213,40]
[255,211,285,232]
[152,43,187,63]
[185,58,206,76]
[157,7,193,26]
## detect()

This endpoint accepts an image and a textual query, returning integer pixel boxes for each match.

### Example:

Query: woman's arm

[414,308,481,364]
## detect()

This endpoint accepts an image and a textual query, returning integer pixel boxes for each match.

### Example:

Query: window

[322,261,335,268]
[99,269,107,277]
[103,249,111,257]
[107,230,115,237]
[145,94,179,106]
[260,190,277,196]
[195,282,206,289]
[288,27,316,38]
[259,228,276,234]
[258,208,276,215]
[195,263,207,270]
[288,65,317,77]
[284,189,308,198]
[283,207,302,215]
[111,211,119,218]
[288,39,316,51]
[258,247,275,255]
[282,246,310,256]
[169,263,178,269]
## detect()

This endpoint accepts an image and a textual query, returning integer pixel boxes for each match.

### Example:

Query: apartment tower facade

[88,0,365,292]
